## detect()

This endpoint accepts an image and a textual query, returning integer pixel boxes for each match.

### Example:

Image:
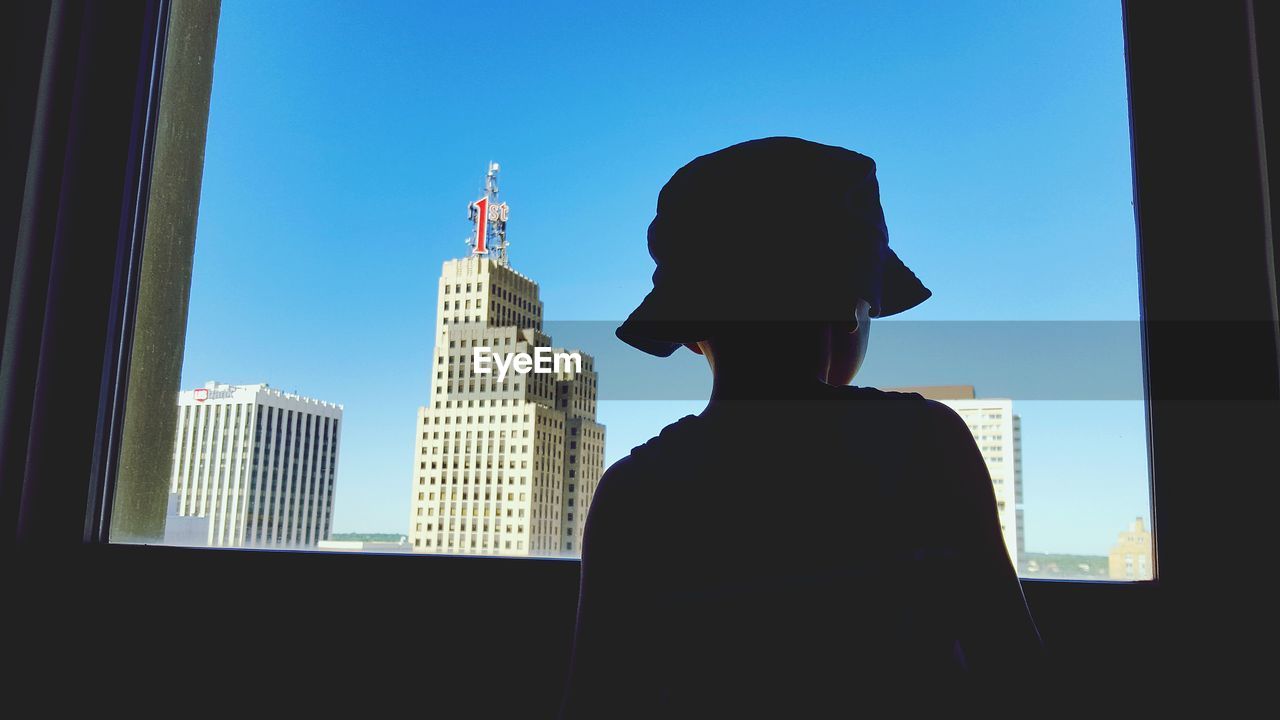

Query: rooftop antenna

[465,161,510,265]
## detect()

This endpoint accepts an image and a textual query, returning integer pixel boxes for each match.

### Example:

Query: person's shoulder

[844,385,930,404]
[838,385,946,426]
[622,414,703,467]
[909,398,993,498]
[916,397,974,437]
[845,386,965,423]
[582,417,699,559]
[593,415,701,502]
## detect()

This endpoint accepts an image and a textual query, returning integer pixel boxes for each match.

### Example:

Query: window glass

[113,0,1152,580]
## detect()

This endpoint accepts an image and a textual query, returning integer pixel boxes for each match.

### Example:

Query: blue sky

[181,0,1150,555]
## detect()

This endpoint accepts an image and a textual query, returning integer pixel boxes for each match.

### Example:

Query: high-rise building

[167,381,343,548]
[409,164,605,557]
[1108,516,1154,580]
[887,385,1024,567]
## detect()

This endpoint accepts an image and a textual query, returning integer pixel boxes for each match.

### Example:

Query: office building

[1108,516,1154,580]
[167,381,343,548]
[162,492,209,546]
[409,164,605,557]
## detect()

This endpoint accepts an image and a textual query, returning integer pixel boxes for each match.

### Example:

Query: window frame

[3,0,1275,708]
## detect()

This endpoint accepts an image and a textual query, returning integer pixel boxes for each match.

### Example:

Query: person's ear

[832,319,860,335]
[683,342,705,356]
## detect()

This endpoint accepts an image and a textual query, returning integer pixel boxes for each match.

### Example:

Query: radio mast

[465,162,510,265]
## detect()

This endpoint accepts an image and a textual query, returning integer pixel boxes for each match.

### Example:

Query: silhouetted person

[559,137,1042,718]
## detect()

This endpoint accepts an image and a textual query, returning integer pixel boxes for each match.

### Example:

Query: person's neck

[703,364,835,412]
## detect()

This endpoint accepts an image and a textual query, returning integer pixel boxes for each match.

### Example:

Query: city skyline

[180,0,1150,556]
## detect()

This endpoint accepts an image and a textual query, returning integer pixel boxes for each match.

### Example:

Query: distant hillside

[1019,552,1110,580]
[330,532,405,543]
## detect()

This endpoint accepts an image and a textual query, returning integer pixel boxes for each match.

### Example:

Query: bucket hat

[616,136,931,357]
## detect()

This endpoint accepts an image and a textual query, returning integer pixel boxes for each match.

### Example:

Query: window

[81,2,1264,600]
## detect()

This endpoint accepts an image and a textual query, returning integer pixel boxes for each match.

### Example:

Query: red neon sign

[473,197,488,254]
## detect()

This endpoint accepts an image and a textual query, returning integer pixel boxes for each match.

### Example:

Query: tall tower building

[167,381,343,548]
[409,164,605,557]
[887,385,1024,567]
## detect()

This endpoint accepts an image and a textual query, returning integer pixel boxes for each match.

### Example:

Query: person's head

[683,301,873,387]
[615,137,930,378]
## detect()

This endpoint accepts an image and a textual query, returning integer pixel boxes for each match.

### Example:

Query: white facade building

[409,166,605,557]
[409,256,605,557]
[889,385,1024,567]
[167,381,343,548]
